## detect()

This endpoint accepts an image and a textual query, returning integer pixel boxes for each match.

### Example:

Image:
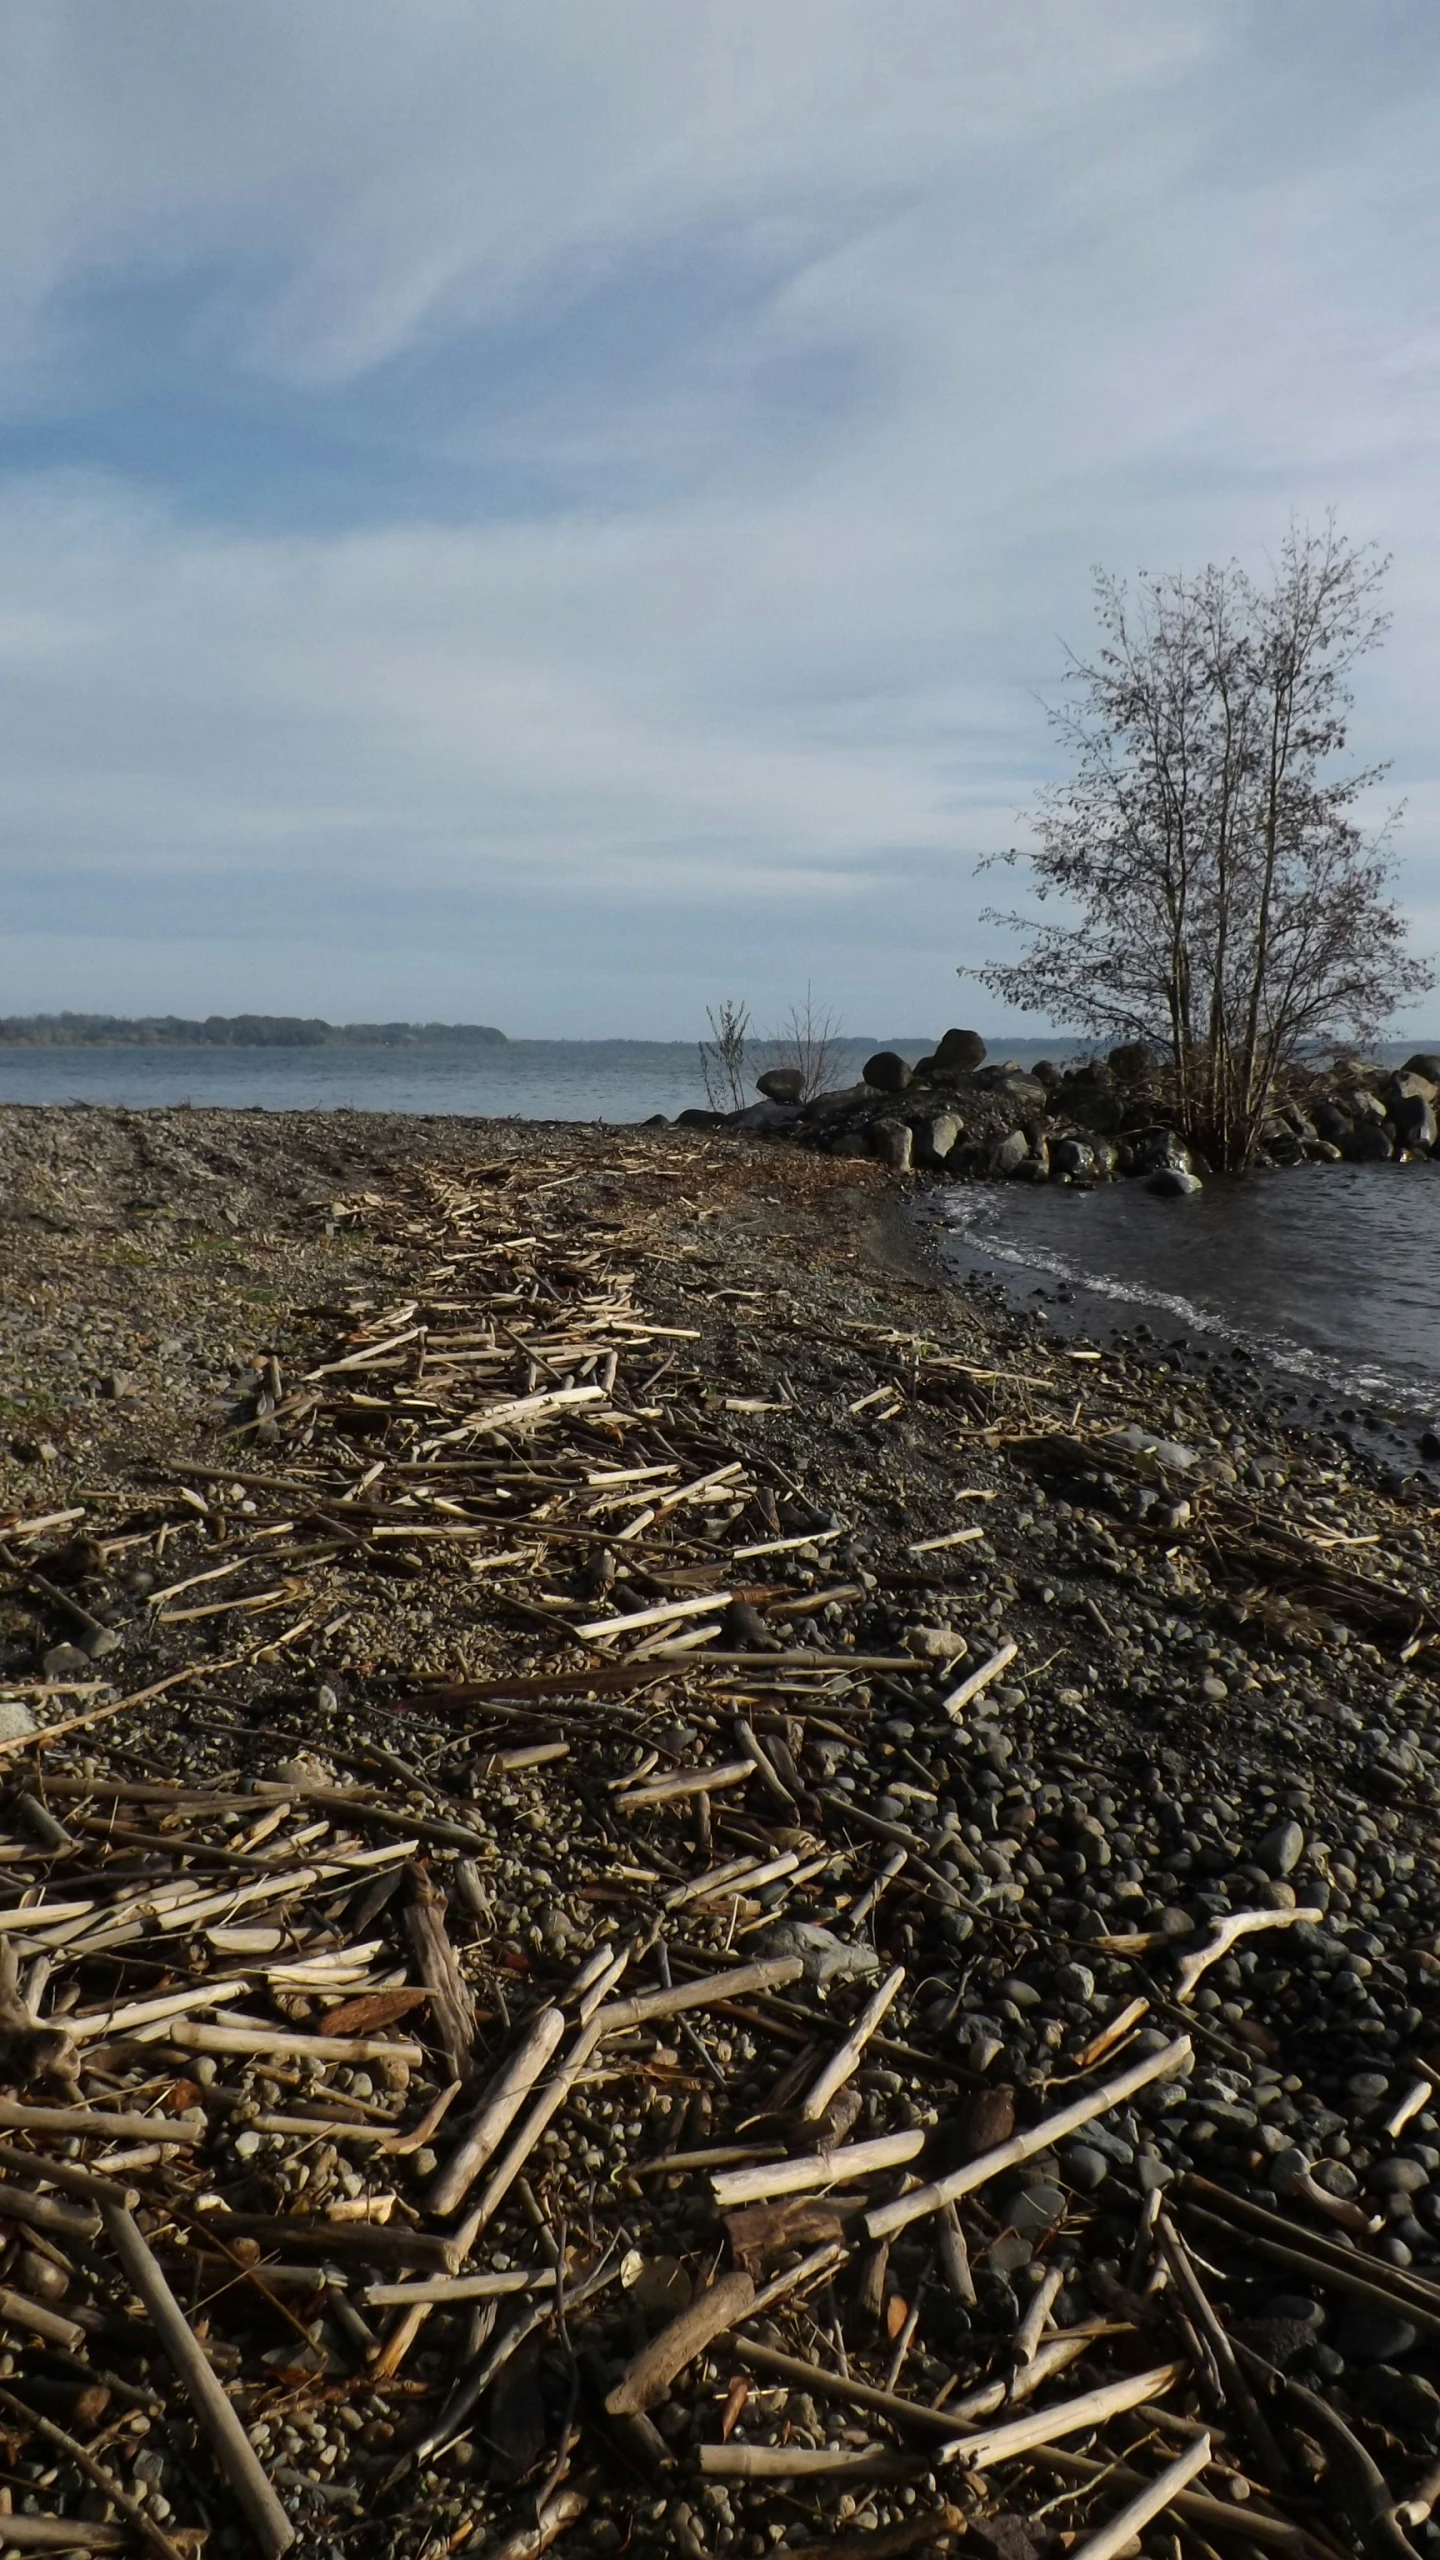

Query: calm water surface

[937,1162,1440,1425]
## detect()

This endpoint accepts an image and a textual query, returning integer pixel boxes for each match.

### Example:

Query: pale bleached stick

[1175,1908,1322,2003]
[800,1965,905,2123]
[576,1590,733,1641]
[593,1954,803,2031]
[936,2362,1183,2468]
[459,2016,607,2241]
[1066,2430,1212,2560]
[1386,2078,1433,2140]
[1008,2330,1105,2403]
[701,2445,921,2482]
[364,2268,555,2307]
[941,1641,1018,1718]
[427,2006,567,2215]
[1014,2263,1064,2366]
[713,2128,925,2209]
[747,2240,847,2318]
[170,2019,424,2066]
[101,2205,294,2556]
[867,2035,1192,2241]
[614,1758,755,1810]
[0,2099,206,2144]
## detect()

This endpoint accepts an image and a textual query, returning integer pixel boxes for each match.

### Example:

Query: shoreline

[4,1103,1440,2556]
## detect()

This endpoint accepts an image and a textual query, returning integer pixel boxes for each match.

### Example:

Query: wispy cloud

[0,1,1435,1034]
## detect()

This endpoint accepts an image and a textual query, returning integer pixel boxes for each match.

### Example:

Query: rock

[1148,1166,1203,1197]
[1367,2157,1429,2196]
[1255,1818,1304,1878]
[906,1627,969,1662]
[756,1068,805,1104]
[910,1110,963,1168]
[1336,2306,1418,2363]
[870,1120,913,1172]
[1055,1961,1095,2001]
[1009,2182,1066,2238]
[1392,1092,1437,1151]
[1361,2366,1440,2441]
[991,1130,1029,1176]
[675,1108,727,1129]
[726,1100,803,1132]
[0,1700,36,1744]
[1348,1120,1394,1161]
[801,1082,877,1123]
[862,1051,912,1094]
[1108,1043,1157,1082]
[935,1028,987,1072]
[756,1920,880,1986]
[1403,1054,1440,1087]
[973,1066,1049,1108]
[1049,1137,1096,1180]
[1060,2142,1110,2192]
[83,1626,122,1661]
[41,1643,91,1680]
[1421,1429,1440,1463]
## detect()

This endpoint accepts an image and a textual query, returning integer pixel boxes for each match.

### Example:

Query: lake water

[0,1034,1068,1120]
[936,1161,1440,1439]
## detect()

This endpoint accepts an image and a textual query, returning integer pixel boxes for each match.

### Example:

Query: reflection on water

[938,1161,1440,1420]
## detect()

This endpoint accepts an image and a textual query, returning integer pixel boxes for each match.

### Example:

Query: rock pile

[677,1038,1440,1197]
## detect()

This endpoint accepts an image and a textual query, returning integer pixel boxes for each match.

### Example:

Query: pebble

[1255,1818,1305,1877]
[0,1699,35,1743]
[1060,2142,1109,2192]
[1335,2306,1418,2363]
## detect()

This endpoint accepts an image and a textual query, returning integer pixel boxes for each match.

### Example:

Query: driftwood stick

[941,1641,1019,1716]
[1066,2433,1213,2560]
[1174,1907,1322,2003]
[593,1954,804,2031]
[724,2333,977,2439]
[800,1964,905,2122]
[170,2018,425,2065]
[938,2199,976,2305]
[484,2490,590,2560]
[0,2143,138,2209]
[747,2239,848,2317]
[0,2383,185,2560]
[868,2036,1193,2239]
[1028,2447,1334,2559]
[464,2017,607,2237]
[0,2522,126,2552]
[1014,2263,1064,2365]
[428,2005,567,2215]
[700,2443,924,2482]
[1231,2345,1420,2560]
[936,2361,1184,2467]
[713,2128,926,2208]
[606,2271,755,2413]
[404,1866,479,2080]
[1157,2212,1291,2490]
[614,1758,755,1810]
[101,2204,295,2558]
[1180,2199,1440,2340]
[0,2286,85,2350]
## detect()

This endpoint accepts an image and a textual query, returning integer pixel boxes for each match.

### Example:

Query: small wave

[935,1188,1438,1422]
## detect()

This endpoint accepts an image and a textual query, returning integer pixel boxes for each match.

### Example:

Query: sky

[1,2,1438,1041]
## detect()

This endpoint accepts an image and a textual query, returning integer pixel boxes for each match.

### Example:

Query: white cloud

[0,0,1436,1035]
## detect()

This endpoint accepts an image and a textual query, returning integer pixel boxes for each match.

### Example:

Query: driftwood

[1174,1905,1323,2002]
[428,2004,567,2214]
[800,1963,905,2121]
[606,2270,755,2412]
[713,2127,926,2208]
[1067,2431,1213,2560]
[100,2204,295,2558]
[936,2361,1184,2467]
[868,2035,1193,2238]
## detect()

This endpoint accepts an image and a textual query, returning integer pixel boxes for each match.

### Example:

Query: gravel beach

[2,1104,1439,2560]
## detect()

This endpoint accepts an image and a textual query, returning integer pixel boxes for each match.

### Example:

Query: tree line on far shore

[0,1014,507,1048]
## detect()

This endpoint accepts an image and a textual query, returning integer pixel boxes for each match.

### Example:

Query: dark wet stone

[1335,2306,1418,2363]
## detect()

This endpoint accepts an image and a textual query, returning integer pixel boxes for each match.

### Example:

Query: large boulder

[862,1050,912,1094]
[973,1065,1049,1108]
[1050,1136,1096,1180]
[1392,1092,1437,1152]
[675,1107,727,1129]
[1403,1054,1440,1087]
[1313,1101,1353,1144]
[1347,1119,1394,1161]
[870,1118,913,1171]
[1109,1042,1158,1083]
[990,1129,1029,1175]
[935,1027,987,1072]
[1148,1165,1203,1197]
[910,1109,963,1168]
[802,1082,875,1123]
[756,1067,805,1104]
[1129,1126,1189,1176]
[727,1100,803,1133]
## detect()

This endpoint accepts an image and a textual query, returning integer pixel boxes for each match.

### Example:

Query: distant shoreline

[0,1011,507,1049]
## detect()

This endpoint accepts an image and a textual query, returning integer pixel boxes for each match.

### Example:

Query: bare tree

[699,998,751,1111]
[970,521,1433,1169]
[762,985,844,1101]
